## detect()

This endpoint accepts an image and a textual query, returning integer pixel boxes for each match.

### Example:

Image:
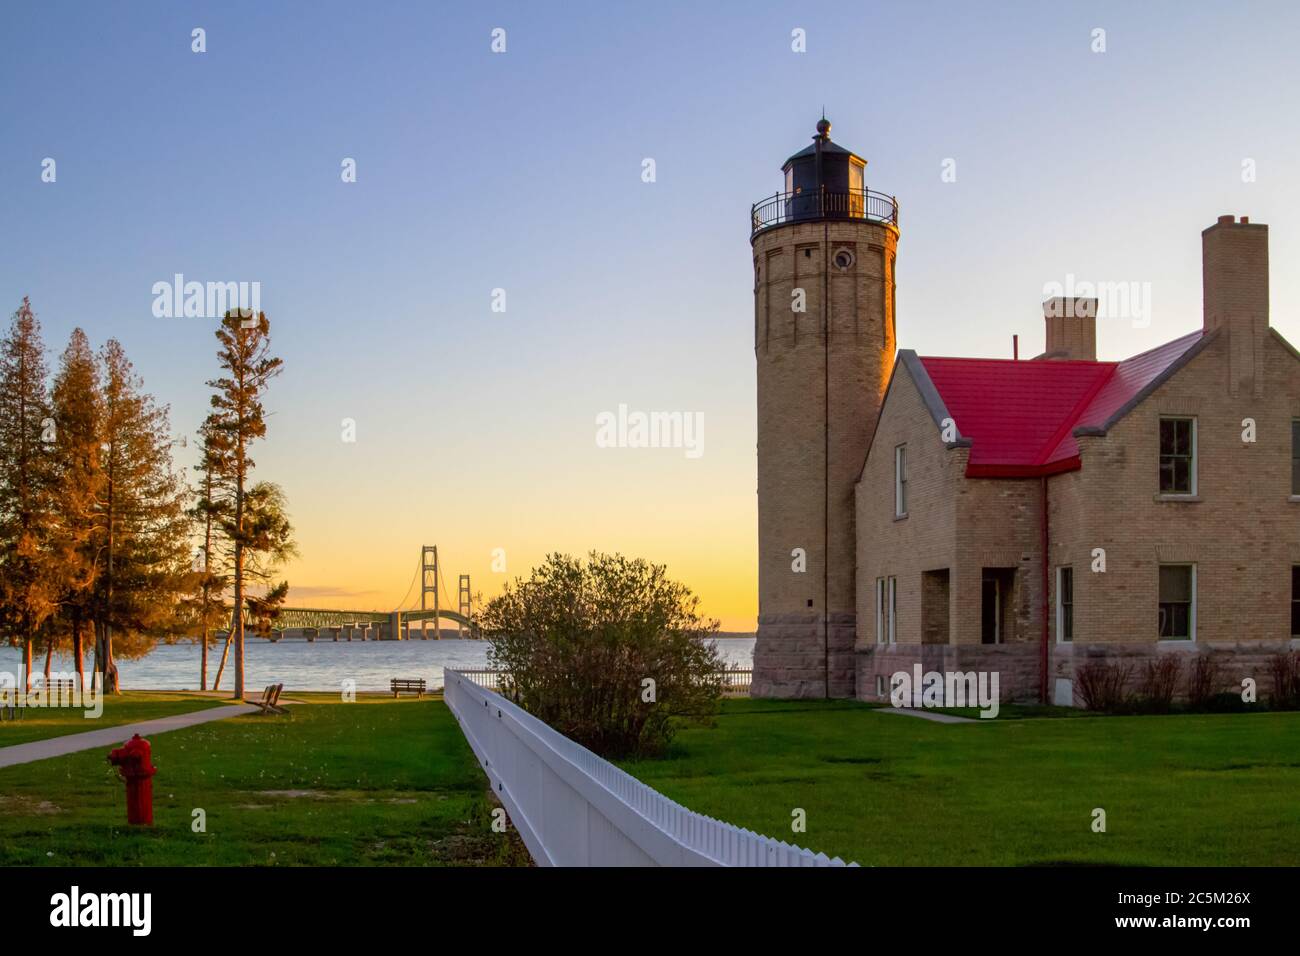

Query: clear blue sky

[2,1,1298,628]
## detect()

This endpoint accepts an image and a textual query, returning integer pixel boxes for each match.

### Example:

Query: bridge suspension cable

[395,549,423,611]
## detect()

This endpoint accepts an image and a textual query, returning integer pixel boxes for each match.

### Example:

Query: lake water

[0,636,756,693]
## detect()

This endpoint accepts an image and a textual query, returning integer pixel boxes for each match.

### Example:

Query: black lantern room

[751,117,896,238]
[783,116,866,219]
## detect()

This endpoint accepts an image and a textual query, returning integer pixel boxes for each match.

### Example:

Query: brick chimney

[1203,215,1268,331]
[1203,215,1268,396]
[1041,297,1097,361]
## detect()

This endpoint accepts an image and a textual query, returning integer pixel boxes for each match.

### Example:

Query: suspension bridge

[233,545,480,641]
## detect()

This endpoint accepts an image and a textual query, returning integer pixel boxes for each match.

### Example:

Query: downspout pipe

[1039,475,1050,704]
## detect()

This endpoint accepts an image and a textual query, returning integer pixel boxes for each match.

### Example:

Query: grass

[0,695,526,866]
[620,698,1300,866]
[0,691,225,747]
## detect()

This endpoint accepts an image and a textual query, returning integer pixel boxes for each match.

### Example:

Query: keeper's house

[855,215,1300,703]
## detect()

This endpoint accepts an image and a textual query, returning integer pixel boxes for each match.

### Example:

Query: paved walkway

[0,703,257,769]
[873,706,978,724]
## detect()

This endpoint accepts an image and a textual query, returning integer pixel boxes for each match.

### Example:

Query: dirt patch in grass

[0,795,61,815]
[258,789,331,799]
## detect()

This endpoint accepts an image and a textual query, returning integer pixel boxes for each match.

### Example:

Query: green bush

[480,552,723,759]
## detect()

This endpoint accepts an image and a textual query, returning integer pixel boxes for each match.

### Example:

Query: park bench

[391,678,426,698]
[246,682,287,715]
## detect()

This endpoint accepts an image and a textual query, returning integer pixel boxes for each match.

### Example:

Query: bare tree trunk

[22,635,32,693]
[213,633,233,691]
[200,469,212,691]
[43,631,53,682]
[94,620,120,695]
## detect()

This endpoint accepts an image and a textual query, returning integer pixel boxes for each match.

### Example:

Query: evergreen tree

[185,421,229,690]
[204,311,283,698]
[90,339,192,693]
[0,298,60,693]
[50,328,104,688]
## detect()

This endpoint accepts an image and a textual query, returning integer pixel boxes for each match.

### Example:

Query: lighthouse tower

[750,119,899,698]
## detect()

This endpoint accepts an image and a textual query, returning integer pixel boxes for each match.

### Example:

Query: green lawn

[620,699,1300,866]
[0,691,224,747]
[0,695,526,866]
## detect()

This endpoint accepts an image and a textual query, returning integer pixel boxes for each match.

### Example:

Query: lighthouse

[750,118,899,698]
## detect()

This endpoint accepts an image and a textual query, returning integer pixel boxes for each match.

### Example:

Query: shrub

[1186,653,1223,711]
[1074,659,1133,712]
[1268,651,1300,710]
[480,552,723,759]
[1135,656,1181,713]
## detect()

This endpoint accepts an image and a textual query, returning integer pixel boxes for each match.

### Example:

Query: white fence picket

[443,669,856,868]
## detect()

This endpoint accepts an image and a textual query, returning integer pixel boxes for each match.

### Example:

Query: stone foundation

[856,643,1043,703]
[752,612,856,698]
[857,639,1299,706]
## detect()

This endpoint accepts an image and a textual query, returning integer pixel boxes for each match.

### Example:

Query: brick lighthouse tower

[750,118,899,698]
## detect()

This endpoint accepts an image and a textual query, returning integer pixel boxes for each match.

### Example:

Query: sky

[2,1,1298,631]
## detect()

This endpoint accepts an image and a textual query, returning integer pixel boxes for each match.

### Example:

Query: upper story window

[1159,417,1196,495]
[1292,421,1300,496]
[895,444,908,517]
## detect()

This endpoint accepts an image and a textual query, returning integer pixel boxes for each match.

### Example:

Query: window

[895,445,908,517]
[887,577,897,643]
[832,247,855,270]
[875,577,885,644]
[1292,567,1300,637]
[1159,417,1196,495]
[1292,421,1300,496]
[1158,564,1195,640]
[1057,567,1074,643]
[876,576,897,644]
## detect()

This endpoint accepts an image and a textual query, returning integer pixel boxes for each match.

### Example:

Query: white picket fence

[443,669,856,867]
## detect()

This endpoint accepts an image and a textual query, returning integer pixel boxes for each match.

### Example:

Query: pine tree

[50,328,104,688]
[186,421,229,690]
[204,311,284,699]
[0,298,60,693]
[90,339,192,693]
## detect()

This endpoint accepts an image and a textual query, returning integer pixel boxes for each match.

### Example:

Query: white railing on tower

[443,669,856,867]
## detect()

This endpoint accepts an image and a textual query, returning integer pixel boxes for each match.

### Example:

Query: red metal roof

[917,331,1204,478]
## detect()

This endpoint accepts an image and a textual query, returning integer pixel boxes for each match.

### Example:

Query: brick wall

[752,218,898,698]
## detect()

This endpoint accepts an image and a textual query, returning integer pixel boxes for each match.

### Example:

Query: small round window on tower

[832,247,855,270]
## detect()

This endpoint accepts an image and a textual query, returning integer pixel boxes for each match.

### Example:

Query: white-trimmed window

[1158,563,1196,640]
[1056,566,1074,643]
[1159,417,1197,495]
[887,576,898,644]
[895,444,908,517]
[875,577,886,644]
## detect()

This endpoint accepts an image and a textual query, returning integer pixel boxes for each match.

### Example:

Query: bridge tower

[421,545,439,639]
[457,575,472,638]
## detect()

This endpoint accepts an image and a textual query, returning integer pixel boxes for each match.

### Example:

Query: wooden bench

[391,678,426,698]
[48,678,77,702]
[245,682,287,715]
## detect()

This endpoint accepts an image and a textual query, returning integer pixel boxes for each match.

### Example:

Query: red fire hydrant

[107,734,156,825]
